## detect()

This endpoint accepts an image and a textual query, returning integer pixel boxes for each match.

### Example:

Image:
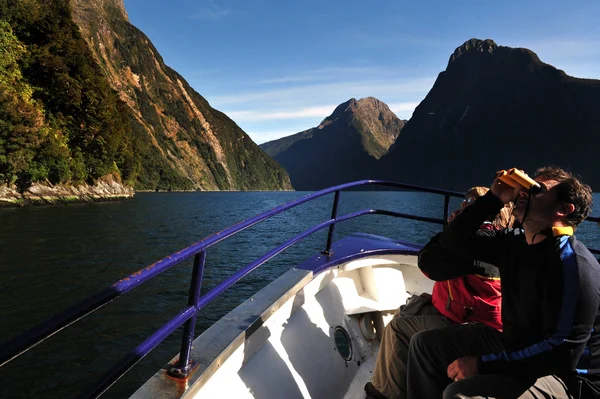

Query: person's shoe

[364,382,388,399]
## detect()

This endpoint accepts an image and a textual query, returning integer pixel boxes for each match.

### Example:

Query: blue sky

[123,0,600,144]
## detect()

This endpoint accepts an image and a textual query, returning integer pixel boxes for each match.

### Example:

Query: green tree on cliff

[0,0,139,191]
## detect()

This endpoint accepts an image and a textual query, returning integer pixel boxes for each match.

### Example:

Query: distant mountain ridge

[260,97,405,190]
[264,39,600,191]
[380,38,600,190]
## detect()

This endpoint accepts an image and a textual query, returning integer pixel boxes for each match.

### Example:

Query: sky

[123,0,600,144]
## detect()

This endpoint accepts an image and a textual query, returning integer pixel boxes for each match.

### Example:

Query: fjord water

[1,191,599,398]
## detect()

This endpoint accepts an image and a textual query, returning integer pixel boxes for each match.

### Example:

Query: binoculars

[497,168,542,193]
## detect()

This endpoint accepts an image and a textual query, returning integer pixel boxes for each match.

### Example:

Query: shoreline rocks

[0,175,134,207]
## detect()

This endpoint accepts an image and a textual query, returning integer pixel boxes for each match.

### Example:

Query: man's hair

[534,166,593,228]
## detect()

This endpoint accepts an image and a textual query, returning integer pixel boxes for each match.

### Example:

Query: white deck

[343,343,380,399]
[132,252,432,399]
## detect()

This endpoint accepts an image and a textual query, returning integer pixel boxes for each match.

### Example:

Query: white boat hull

[133,245,432,399]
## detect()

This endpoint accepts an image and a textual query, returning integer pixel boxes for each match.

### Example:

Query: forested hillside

[70,0,291,191]
[0,0,292,195]
[0,0,138,191]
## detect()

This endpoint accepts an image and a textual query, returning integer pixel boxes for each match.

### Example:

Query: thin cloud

[228,105,335,122]
[552,63,600,80]
[523,39,600,58]
[256,66,407,85]
[352,33,457,51]
[234,101,420,144]
[388,102,420,114]
[200,75,434,144]
[205,78,432,143]
[248,130,303,145]
[504,38,600,79]
[189,2,230,21]
[210,78,435,106]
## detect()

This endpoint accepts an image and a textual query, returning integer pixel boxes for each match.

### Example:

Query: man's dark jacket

[418,191,600,391]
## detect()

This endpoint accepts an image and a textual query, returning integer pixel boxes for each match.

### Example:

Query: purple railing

[1,179,598,398]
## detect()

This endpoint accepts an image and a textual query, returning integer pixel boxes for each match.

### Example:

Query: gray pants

[372,294,453,399]
[406,323,573,399]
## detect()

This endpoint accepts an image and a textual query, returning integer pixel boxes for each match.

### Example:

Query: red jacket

[429,223,503,331]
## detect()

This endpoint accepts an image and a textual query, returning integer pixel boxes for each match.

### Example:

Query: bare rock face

[69,0,292,191]
[321,97,404,159]
[449,38,498,64]
[0,174,134,207]
[0,186,23,206]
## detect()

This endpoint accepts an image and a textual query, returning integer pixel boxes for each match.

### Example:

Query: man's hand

[491,170,521,204]
[447,209,461,224]
[447,356,478,381]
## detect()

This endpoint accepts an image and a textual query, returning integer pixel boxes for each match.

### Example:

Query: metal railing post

[167,250,206,378]
[322,190,341,255]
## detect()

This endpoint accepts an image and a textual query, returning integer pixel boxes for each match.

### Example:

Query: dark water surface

[1,191,599,398]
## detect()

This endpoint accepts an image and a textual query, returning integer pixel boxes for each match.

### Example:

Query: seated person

[410,167,600,399]
[365,186,514,399]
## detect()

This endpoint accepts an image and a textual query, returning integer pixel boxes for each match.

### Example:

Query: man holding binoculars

[411,166,600,398]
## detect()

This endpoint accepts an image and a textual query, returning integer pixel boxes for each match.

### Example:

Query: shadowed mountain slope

[380,38,600,191]
[261,97,405,190]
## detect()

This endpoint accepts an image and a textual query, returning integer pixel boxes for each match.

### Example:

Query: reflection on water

[0,191,598,398]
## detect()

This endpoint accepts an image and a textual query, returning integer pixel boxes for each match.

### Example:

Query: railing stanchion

[322,190,341,255]
[168,250,206,379]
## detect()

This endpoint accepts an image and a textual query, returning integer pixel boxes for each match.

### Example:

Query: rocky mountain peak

[319,97,398,128]
[328,97,388,117]
[449,38,498,65]
[314,97,404,159]
[330,97,357,117]
[278,96,400,158]
[352,96,395,118]
[71,0,129,21]
[355,96,385,107]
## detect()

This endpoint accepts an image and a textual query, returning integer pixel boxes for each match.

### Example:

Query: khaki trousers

[372,294,453,399]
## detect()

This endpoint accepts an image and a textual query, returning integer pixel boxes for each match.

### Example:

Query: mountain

[0,0,291,196]
[0,0,136,193]
[380,38,600,191]
[70,0,292,191]
[260,97,405,190]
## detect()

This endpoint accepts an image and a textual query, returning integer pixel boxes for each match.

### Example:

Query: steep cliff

[70,0,292,191]
[381,38,600,190]
[0,0,291,203]
[0,0,136,194]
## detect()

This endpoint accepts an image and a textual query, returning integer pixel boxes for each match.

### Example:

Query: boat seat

[297,232,422,275]
[298,233,424,315]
